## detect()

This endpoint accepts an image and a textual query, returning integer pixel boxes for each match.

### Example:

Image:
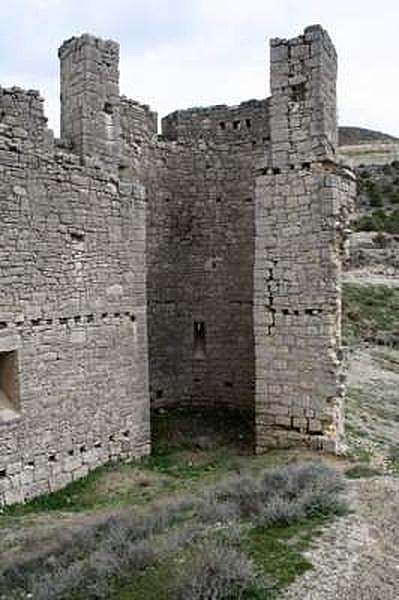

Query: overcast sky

[1,0,398,137]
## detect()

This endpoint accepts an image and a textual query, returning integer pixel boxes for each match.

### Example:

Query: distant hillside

[339,127,398,146]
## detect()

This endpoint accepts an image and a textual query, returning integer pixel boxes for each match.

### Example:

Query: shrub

[0,462,345,600]
[345,464,382,479]
[355,209,399,234]
[169,542,273,600]
[373,232,390,248]
[202,461,346,527]
[0,501,190,600]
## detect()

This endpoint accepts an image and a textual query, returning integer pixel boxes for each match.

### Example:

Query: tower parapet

[0,87,52,148]
[58,34,121,166]
[269,24,338,168]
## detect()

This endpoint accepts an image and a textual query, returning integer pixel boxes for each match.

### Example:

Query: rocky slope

[338,127,399,282]
[339,126,398,146]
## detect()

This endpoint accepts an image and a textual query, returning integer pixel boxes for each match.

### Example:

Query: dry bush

[169,542,273,600]
[0,499,192,600]
[0,462,345,600]
[201,461,346,526]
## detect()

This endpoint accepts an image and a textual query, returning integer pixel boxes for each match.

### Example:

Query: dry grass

[0,462,346,600]
[346,345,399,471]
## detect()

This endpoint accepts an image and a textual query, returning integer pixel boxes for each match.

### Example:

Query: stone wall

[254,25,355,452]
[59,35,121,166]
[0,24,353,506]
[0,39,150,506]
[147,25,355,456]
[254,166,355,452]
[147,100,271,413]
[162,99,270,144]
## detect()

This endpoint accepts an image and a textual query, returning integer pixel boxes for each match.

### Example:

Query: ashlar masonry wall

[254,26,356,452]
[0,24,354,506]
[147,100,270,413]
[147,26,355,456]
[0,37,150,506]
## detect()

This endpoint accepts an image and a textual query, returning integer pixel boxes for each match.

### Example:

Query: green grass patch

[0,445,296,522]
[115,560,175,600]
[242,517,326,592]
[115,517,329,600]
[355,209,399,233]
[143,445,236,480]
[0,464,110,517]
[342,283,399,344]
[345,464,382,479]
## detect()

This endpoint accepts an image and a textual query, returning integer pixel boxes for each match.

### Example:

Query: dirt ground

[281,329,399,598]
[280,476,399,599]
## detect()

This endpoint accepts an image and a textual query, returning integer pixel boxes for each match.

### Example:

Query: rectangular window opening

[291,82,306,103]
[0,350,19,414]
[193,321,206,359]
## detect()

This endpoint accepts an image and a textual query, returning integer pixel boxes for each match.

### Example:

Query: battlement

[269,24,338,167]
[120,96,158,147]
[161,99,270,147]
[0,86,52,147]
[58,33,120,60]
[59,33,121,165]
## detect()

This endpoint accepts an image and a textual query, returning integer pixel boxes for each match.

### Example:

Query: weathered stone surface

[0,37,151,506]
[0,24,354,506]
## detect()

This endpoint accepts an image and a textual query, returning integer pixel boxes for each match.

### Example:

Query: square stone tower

[254,25,355,452]
[58,34,121,166]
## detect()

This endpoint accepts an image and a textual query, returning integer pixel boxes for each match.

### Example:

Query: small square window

[103,102,114,115]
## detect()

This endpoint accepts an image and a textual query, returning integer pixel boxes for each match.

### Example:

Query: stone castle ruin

[0,25,355,505]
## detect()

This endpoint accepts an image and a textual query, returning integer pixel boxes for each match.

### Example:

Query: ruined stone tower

[0,25,355,506]
[254,26,354,451]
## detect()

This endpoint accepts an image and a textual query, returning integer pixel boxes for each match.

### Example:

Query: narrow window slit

[193,321,206,359]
